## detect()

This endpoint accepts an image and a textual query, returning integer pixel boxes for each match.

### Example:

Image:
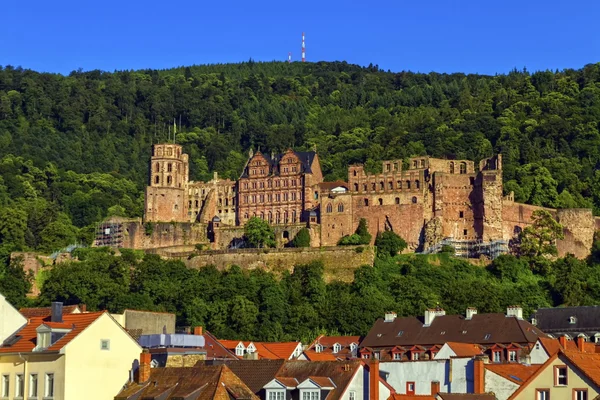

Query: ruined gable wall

[145,187,187,223]
[320,194,354,246]
[434,173,479,240]
[121,221,209,249]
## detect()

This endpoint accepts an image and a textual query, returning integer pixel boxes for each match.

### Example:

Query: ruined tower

[144,143,189,222]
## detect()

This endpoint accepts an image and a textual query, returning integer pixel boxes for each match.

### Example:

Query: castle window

[276,181,280,187]
[394,162,399,171]
[189,200,192,208]
[276,194,281,202]
[268,181,272,188]
[167,176,172,185]
[167,148,173,156]
[292,211,297,222]
[354,183,359,191]
[395,197,400,205]
[412,196,417,204]
[276,212,281,224]
[252,195,256,203]
[463,229,468,236]
[415,180,420,189]
[284,193,288,201]
[284,180,288,187]
[260,182,264,188]
[459,211,464,218]
[291,179,296,187]
[388,181,393,190]
[450,162,455,174]
[155,163,160,172]
[364,198,369,206]
[243,195,248,203]
[413,160,418,168]
[406,180,411,189]
[338,204,344,212]
[380,181,384,190]
[154,176,160,184]
[378,198,383,205]
[292,192,296,201]
[244,183,248,189]
[252,182,257,189]
[372,183,376,191]
[260,195,265,202]
[167,163,172,172]
[268,194,272,202]
[326,204,333,213]
[244,213,249,219]
[292,166,297,172]
[284,211,289,223]
[420,159,425,167]
[268,212,272,223]
[174,204,178,210]
[386,164,391,172]
[225,199,229,206]
[460,162,467,174]
[218,199,223,206]
[353,170,357,177]
[397,181,402,189]
[363,184,367,191]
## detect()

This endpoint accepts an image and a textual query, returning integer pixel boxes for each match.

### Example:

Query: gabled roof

[361,313,548,348]
[204,360,287,394]
[389,394,435,400]
[19,305,81,318]
[115,364,259,400]
[241,150,317,178]
[0,311,105,353]
[217,340,301,360]
[537,337,598,355]
[562,350,600,387]
[310,335,361,349]
[199,331,238,360]
[318,181,349,192]
[445,342,483,357]
[532,306,600,333]
[484,363,541,385]
[302,351,339,361]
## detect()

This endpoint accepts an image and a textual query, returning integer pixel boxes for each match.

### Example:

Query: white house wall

[484,370,519,400]
[529,342,550,365]
[0,293,27,342]
[448,358,472,393]
[434,345,457,360]
[343,365,365,400]
[380,361,449,395]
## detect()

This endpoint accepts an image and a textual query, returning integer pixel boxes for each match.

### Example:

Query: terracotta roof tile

[217,340,300,360]
[484,363,541,385]
[445,342,483,357]
[275,377,298,388]
[303,351,339,361]
[0,311,104,353]
[310,335,361,349]
[562,350,600,387]
[306,376,335,388]
[197,359,287,394]
[436,395,496,400]
[19,305,80,318]
[389,395,435,400]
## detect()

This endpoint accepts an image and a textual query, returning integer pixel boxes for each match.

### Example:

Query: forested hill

[2,61,600,254]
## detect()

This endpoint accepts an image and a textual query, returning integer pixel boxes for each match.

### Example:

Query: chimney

[577,335,586,352]
[424,307,445,327]
[384,312,397,323]
[559,335,568,349]
[506,305,523,320]
[138,351,151,383]
[193,326,203,335]
[369,359,379,400]
[473,355,487,394]
[51,302,63,323]
[79,304,87,313]
[244,351,259,360]
[466,307,477,320]
[431,381,440,395]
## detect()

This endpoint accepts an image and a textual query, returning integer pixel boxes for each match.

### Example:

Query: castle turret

[144,143,189,222]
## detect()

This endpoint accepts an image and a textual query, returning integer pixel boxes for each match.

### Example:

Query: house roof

[532,306,600,333]
[436,394,496,400]
[537,337,598,355]
[389,395,435,400]
[241,150,317,178]
[199,331,238,360]
[310,335,361,349]
[217,340,300,360]
[318,181,349,192]
[0,312,104,353]
[116,364,258,400]
[360,313,548,348]
[303,351,339,361]
[484,363,541,385]
[19,305,81,318]
[202,360,287,394]
[445,342,483,357]
[562,350,600,387]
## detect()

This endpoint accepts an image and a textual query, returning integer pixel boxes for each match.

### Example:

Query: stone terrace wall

[183,246,375,282]
[121,220,209,249]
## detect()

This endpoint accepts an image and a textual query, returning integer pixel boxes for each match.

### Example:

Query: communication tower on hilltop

[302,32,306,62]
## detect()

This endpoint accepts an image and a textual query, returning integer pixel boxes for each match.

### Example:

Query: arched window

[260,212,264,220]
[292,210,297,222]
[371,183,376,191]
[276,212,281,224]
[412,196,417,204]
[353,170,357,177]
[388,181,393,190]
[284,211,289,223]
[338,203,344,212]
[380,181,384,190]
[354,183,359,191]
[415,180,420,189]
[268,212,273,223]
[326,203,333,213]
[406,180,411,189]
[154,163,160,173]
[450,162,455,174]
[154,175,160,184]
[395,197,400,205]
[167,176,172,185]
[460,162,467,174]
[378,198,383,205]
[397,181,402,189]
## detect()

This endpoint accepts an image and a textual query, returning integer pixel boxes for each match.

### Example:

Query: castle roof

[241,150,317,178]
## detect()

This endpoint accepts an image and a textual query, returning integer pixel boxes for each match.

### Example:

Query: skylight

[397,331,404,337]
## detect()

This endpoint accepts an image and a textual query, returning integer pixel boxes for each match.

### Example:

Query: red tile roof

[19,305,81,318]
[389,394,435,400]
[562,350,600,387]
[0,312,104,353]
[217,340,300,360]
[484,363,541,385]
[303,351,339,361]
[445,342,483,357]
[538,337,597,355]
[310,335,361,349]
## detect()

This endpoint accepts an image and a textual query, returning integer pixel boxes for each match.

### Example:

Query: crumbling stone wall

[121,220,209,249]
[556,209,596,258]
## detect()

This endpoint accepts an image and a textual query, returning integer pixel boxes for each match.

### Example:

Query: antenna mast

[302,32,306,62]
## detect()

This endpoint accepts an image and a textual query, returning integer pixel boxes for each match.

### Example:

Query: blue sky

[2,0,599,75]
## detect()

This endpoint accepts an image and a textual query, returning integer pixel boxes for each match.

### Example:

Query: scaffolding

[94,220,124,248]
[421,238,509,260]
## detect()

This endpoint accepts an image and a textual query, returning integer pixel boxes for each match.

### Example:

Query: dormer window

[333,343,341,353]
[246,343,256,354]
[235,343,245,356]
[35,325,70,351]
[349,343,357,353]
[315,344,323,353]
[570,316,577,324]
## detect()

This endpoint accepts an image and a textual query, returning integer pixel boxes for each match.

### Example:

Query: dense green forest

[4,246,600,342]
[2,61,600,256]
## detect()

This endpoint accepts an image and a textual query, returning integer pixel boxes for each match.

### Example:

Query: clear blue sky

[2,0,599,75]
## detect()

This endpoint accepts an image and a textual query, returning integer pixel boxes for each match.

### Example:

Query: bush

[338,234,362,246]
[355,246,364,253]
[355,218,372,245]
[375,231,407,257]
[441,245,455,254]
[144,222,154,236]
[291,228,311,247]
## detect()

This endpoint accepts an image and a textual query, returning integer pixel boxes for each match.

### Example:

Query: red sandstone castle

[116,143,599,258]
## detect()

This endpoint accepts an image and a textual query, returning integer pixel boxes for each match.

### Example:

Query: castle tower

[144,143,189,222]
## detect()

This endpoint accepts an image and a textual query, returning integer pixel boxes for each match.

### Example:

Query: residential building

[111,309,176,338]
[435,395,495,400]
[531,305,600,342]
[360,308,549,362]
[19,304,83,319]
[218,339,303,360]
[0,294,26,343]
[301,335,361,360]
[529,336,598,365]
[0,302,141,400]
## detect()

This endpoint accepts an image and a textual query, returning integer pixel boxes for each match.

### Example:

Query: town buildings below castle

[99,143,600,258]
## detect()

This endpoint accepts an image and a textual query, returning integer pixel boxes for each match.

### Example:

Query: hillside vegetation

[2,61,600,256]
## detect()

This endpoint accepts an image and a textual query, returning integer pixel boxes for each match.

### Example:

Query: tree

[355,218,372,245]
[291,228,311,247]
[519,210,564,258]
[375,231,407,257]
[244,217,275,248]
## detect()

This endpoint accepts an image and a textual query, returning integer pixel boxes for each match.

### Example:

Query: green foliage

[441,245,455,254]
[519,210,565,258]
[144,222,154,236]
[291,228,311,248]
[338,234,362,245]
[244,217,275,248]
[375,231,407,257]
[355,218,372,245]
